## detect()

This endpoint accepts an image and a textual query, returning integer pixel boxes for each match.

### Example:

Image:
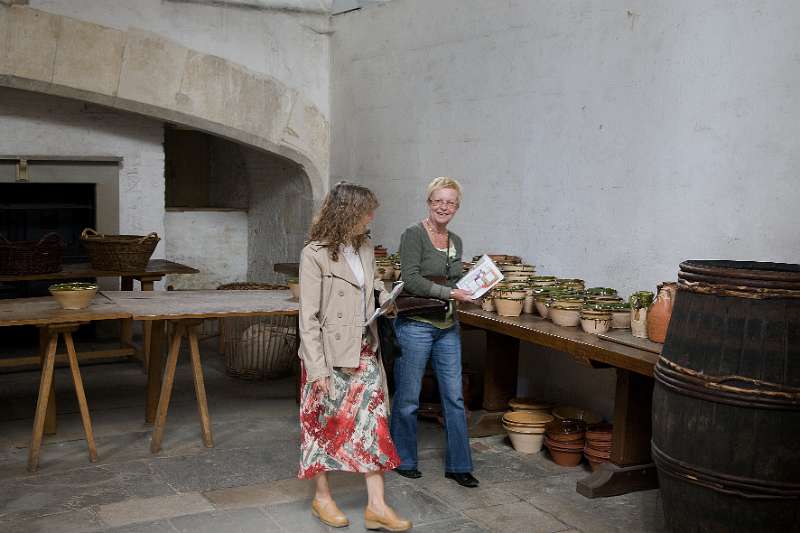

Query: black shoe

[445,472,479,488]
[394,468,422,479]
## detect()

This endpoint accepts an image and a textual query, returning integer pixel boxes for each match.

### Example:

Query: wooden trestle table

[103,290,298,454]
[0,259,199,370]
[0,296,130,471]
[2,290,297,471]
[457,305,660,499]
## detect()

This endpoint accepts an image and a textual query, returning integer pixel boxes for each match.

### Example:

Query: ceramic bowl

[49,282,98,310]
[549,305,581,327]
[534,300,549,318]
[545,443,584,467]
[494,297,524,317]
[481,297,495,312]
[503,410,554,425]
[610,309,631,329]
[523,295,535,314]
[507,431,545,454]
[580,311,612,334]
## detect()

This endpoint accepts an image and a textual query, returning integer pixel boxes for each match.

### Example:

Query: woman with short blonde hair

[390,176,479,488]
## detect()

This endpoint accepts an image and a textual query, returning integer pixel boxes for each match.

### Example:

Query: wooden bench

[458,305,660,498]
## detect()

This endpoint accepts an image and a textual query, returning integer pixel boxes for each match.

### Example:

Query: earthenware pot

[287,278,301,300]
[49,282,98,310]
[481,296,495,312]
[494,297,524,317]
[580,311,612,334]
[549,304,581,327]
[629,291,653,339]
[647,282,677,343]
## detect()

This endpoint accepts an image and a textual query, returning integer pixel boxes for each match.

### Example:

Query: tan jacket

[298,239,392,388]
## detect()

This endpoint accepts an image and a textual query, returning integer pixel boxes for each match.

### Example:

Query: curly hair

[308,181,379,261]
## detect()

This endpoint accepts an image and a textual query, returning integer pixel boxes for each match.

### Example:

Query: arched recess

[0,5,329,203]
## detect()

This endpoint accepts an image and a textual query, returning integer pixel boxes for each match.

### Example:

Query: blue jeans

[390,317,473,473]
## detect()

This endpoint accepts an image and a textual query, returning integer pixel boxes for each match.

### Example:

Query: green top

[399,222,464,329]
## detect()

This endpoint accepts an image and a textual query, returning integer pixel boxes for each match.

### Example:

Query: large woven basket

[0,233,64,275]
[218,282,297,380]
[80,228,159,272]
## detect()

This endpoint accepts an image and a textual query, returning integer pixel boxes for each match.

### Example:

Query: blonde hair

[426,176,462,206]
[309,181,379,261]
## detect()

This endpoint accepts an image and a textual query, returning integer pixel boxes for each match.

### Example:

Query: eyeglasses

[429,199,458,209]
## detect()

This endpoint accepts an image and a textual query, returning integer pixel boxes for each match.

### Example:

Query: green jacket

[399,222,463,300]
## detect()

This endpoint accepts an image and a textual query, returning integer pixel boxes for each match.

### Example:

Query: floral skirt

[297,339,400,479]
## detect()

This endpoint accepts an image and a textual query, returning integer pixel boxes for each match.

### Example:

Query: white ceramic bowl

[581,316,611,334]
[534,300,549,318]
[611,310,631,329]
[494,297,524,317]
[507,430,545,454]
[549,306,580,327]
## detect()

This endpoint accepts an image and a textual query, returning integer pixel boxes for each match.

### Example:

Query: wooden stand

[150,319,213,453]
[458,306,660,498]
[575,369,659,497]
[28,322,97,472]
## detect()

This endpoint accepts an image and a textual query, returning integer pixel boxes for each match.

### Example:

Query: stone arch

[0,5,329,202]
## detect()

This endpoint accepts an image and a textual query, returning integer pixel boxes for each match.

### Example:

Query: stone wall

[0,87,165,265]
[0,3,330,199]
[331,0,800,418]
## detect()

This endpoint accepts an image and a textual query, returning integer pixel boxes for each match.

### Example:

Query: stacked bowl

[502,410,554,454]
[583,423,614,471]
[544,419,587,467]
[508,397,554,414]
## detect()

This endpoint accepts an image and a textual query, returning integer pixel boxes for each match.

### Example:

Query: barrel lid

[679,260,800,291]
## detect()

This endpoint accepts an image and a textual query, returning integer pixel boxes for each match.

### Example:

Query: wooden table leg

[469,330,520,437]
[187,322,213,448]
[120,276,134,351]
[137,276,160,373]
[28,332,57,472]
[39,328,57,435]
[150,322,184,453]
[576,369,658,498]
[63,330,97,463]
[146,319,166,424]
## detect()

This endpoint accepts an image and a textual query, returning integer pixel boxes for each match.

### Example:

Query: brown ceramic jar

[647,282,678,343]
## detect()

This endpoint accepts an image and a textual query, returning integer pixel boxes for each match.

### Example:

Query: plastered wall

[331,0,800,417]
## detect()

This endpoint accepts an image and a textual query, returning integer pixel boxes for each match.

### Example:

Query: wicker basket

[218,282,296,380]
[80,228,159,272]
[0,233,64,275]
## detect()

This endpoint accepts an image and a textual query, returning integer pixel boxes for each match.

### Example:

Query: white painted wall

[332,0,800,417]
[164,210,249,289]
[28,0,331,116]
[0,87,165,263]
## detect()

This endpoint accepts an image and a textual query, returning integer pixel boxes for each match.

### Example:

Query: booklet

[365,281,405,327]
[456,255,504,299]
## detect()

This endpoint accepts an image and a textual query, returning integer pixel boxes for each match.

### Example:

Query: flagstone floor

[0,336,666,532]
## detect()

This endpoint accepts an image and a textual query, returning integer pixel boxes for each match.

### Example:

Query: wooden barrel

[652,260,800,533]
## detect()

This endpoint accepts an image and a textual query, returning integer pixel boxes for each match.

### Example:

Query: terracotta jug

[647,282,677,343]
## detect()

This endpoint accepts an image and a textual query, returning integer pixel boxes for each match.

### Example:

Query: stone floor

[0,336,667,532]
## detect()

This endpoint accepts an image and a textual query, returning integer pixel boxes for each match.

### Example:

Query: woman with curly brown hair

[297,181,411,531]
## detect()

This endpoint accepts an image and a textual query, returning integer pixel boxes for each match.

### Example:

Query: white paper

[456,255,504,299]
[365,281,405,326]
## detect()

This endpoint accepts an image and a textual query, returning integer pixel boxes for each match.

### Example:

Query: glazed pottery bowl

[503,410,554,426]
[585,287,618,296]
[523,295,535,314]
[580,311,612,335]
[49,282,98,310]
[494,297,524,317]
[507,431,545,454]
[534,300,549,318]
[481,297,495,312]
[545,443,584,467]
[549,305,581,327]
[610,308,631,329]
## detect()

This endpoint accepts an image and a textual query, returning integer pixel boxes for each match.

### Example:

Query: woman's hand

[313,376,331,397]
[450,288,474,303]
